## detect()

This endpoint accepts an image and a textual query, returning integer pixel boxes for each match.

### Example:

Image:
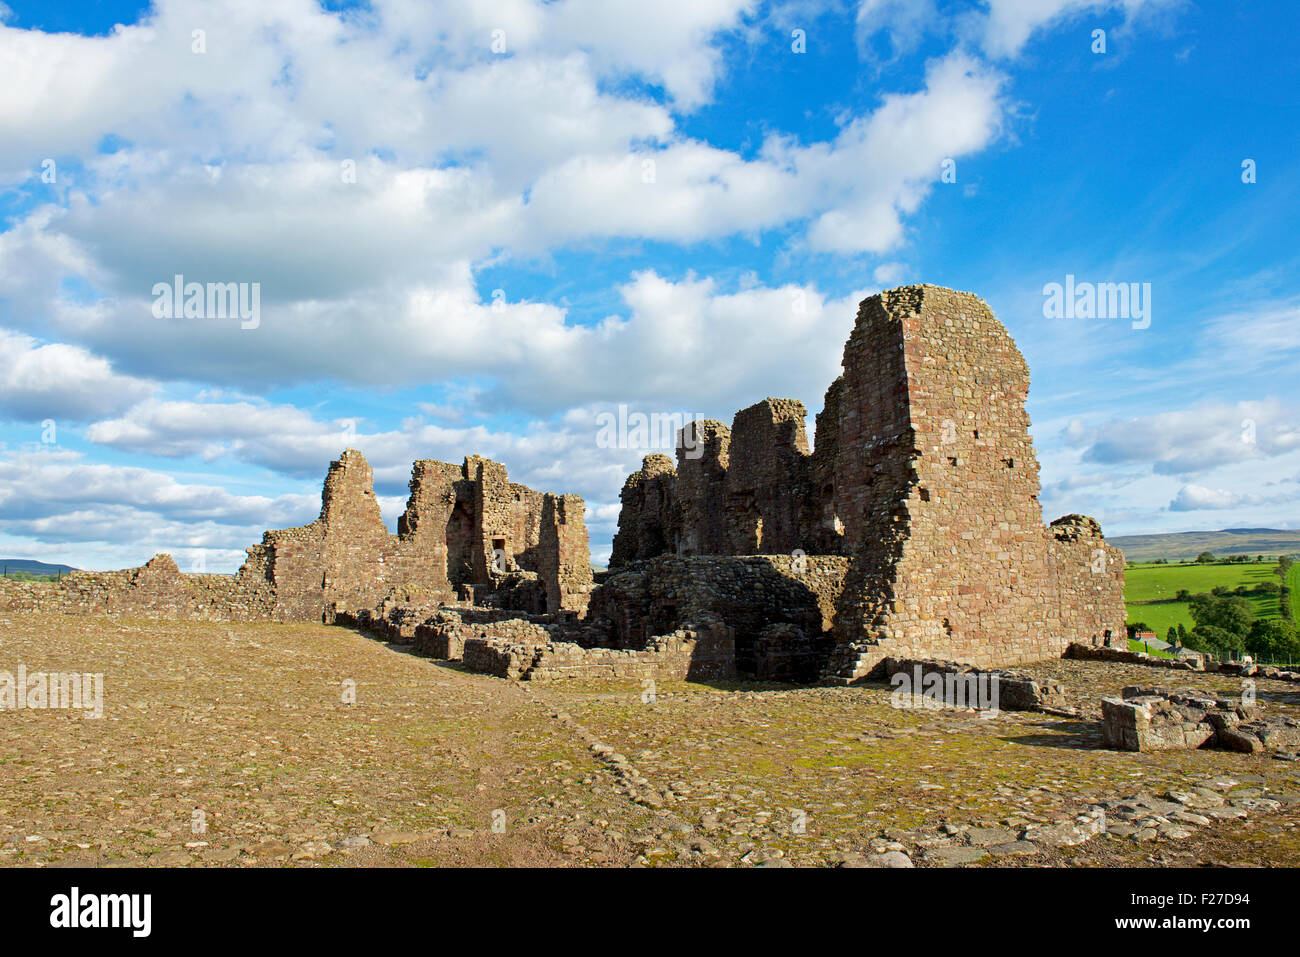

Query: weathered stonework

[609,284,1127,678]
[3,282,1127,688]
[587,554,849,676]
[1101,686,1300,754]
[0,449,592,623]
[236,450,590,620]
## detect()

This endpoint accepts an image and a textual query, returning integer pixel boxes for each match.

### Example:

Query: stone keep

[609,284,1127,676]
[825,285,1124,677]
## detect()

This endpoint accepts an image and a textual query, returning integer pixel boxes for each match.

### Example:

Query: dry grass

[2,613,1298,867]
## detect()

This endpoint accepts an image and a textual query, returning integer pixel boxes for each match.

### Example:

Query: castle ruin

[1,284,1126,683]
[1,452,593,623]
[608,284,1126,678]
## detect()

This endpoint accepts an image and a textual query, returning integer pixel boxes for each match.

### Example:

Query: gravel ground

[2,613,1298,868]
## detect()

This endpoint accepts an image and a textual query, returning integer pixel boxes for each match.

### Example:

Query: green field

[1124,560,1282,636]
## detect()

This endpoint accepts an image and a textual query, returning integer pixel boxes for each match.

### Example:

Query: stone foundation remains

[1102,686,1300,754]
[883,657,1068,712]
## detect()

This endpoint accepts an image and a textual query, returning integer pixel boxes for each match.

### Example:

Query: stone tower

[823,284,1125,677]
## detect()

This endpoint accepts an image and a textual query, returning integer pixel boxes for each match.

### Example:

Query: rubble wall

[0,554,276,620]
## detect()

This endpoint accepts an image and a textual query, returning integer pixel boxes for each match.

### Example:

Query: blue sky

[1,0,1297,571]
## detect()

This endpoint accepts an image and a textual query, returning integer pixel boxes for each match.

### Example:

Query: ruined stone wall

[0,554,277,620]
[539,493,595,614]
[807,377,846,554]
[318,449,402,614]
[674,420,730,557]
[460,628,734,682]
[1047,515,1127,649]
[723,398,814,555]
[609,454,677,567]
[393,459,462,597]
[606,283,1127,677]
[610,400,837,564]
[7,449,592,624]
[404,605,733,682]
[242,450,588,620]
[602,334,873,645]
[587,554,849,676]
[239,528,327,621]
[825,286,1126,678]
[233,450,401,620]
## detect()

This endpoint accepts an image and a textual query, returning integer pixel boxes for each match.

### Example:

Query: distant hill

[0,558,78,576]
[1110,529,1300,563]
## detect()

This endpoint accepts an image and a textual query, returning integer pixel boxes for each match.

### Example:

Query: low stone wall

[1066,642,1300,682]
[462,625,735,682]
[1215,660,1300,681]
[1064,642,1203,671]
[416,610,557,662]
[882,658,1067,712]
[1102,685,1300,754]
[0,554,276,621]
[333,585,456,641]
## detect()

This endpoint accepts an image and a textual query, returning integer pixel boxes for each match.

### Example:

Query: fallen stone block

[1101,696,1215,752]
[1101,686,1298,757]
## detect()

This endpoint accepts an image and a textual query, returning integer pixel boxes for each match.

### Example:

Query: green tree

[1195,551,1215,564]
[1188,594,1255,638]
[1247,619,1299,662]
[1191,625,1244,658]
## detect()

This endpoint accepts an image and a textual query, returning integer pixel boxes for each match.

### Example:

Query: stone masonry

[609,284,1127,679]
[2,282,1126,687]
[0,449,593,623]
